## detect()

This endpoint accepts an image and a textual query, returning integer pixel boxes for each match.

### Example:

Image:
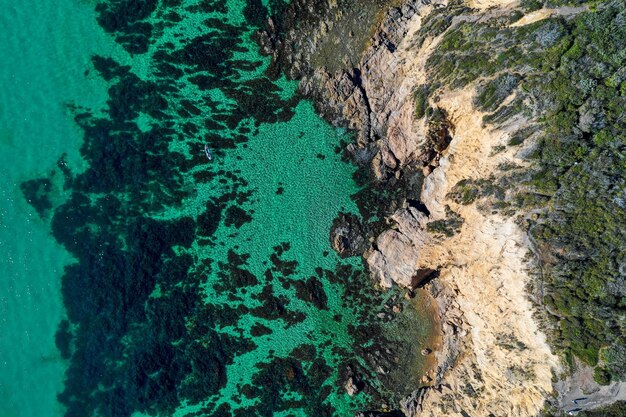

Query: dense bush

[419,1,626,381]
[525,5,626,378]
[577,401,626,417]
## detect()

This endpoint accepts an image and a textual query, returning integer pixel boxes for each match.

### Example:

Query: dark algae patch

[21,0,431,416]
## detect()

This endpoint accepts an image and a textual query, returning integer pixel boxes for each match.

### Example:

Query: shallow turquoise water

[1,1,430,416]
[0,1,120,416]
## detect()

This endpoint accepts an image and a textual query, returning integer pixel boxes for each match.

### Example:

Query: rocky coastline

[259,1,624,416]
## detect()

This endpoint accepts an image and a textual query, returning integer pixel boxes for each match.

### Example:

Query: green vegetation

[474,73,520,112]
[426,205,464,237]
[594,367,612,386]
[448,179,480,205]
[522,0,543,12]
[447,178,505,205]
[525,5,626,378]
[414,85,430,119]
[418,2,626,382]
[577,401,626,417]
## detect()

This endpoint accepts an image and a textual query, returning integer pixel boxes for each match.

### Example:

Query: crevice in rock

[351,67,374,141]
[406,198,430,217]
[411,268,439,290]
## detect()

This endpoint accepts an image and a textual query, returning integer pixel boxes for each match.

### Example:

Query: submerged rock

[344,377,358,396]
[330,212,368,257]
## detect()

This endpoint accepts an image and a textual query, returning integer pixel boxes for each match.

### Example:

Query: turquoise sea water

[0,1,119,416]
[1,1,431,416]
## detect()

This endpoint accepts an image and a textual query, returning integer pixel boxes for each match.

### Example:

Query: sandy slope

[414,88,560,417]
[510,6,588,27]
[467,0,517,11]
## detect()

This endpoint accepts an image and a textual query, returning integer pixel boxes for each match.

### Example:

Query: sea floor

[0,1,432,416]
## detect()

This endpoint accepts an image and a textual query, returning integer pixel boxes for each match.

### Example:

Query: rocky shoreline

[257,1,598,416]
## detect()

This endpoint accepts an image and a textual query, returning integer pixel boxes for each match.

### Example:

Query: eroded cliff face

[403,88,560,417]
[349,15,561,411]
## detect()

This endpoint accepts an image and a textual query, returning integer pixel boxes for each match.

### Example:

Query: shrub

[414,85,430,119]
[593,367,612,385]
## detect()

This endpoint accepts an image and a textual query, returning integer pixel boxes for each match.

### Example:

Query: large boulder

[366,207,430,288]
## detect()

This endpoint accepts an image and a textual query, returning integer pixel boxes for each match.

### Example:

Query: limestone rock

[367,207,430,288]
[367,229,419,288]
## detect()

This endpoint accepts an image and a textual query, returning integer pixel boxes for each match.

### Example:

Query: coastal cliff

[310,3,559,416]
[260,0,626,416]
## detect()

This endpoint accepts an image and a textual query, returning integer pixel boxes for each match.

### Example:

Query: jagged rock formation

[330,213,369,257]
[299,0,447,178]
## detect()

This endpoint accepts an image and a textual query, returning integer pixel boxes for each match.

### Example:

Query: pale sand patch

[415,88,561,417]
[510,8,555,27]
[509,6,588,27]
[466,0,517,11]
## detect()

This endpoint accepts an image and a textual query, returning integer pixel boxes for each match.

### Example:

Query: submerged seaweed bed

[19,1,432,416]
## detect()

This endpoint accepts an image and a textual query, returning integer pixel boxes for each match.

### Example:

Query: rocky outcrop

[366,207,430,288]
[299,0,447,178]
